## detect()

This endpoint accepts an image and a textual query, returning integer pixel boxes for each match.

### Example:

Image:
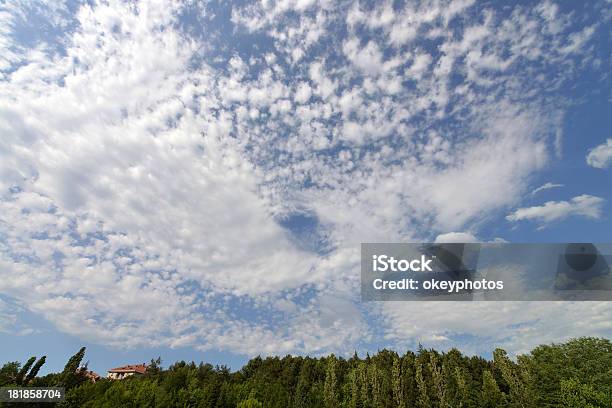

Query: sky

[0,0,611,375]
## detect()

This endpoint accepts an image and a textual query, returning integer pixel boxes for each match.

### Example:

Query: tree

[238,390,264,408]
[454,366,470,408]
[0,337,608,408]
[323,356,338,408]
[24,356,46,384]
[481,369,505,408]
[358,361,370,408]
[58,347,87,390]
[16,356,36,385]
[347,368,360,408]
[560,378,610,408]
[0,361,20,386]
[429,352,448,407]
[415,358,431,408]
[147,356,162,376]
[527,337,612,407]
[401,352,418,407]
[238,397,264,408]
[392,356,405,408]
[369,363,382,408]
[493,349,535,408]
[293,359,312,408]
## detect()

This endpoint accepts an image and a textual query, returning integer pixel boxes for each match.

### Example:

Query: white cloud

[0,0,334,354]
[586,138,612,169]
[294,82,312,104]
[343,38,384,75]
[381,301,612,356]
[0,298,36,336]
[531,182,564,195]
[506,195,605,223]
[0,0,608,357]
[406,53,432,79]
[435,232,478,243]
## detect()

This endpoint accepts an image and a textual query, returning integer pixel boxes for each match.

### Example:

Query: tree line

[1,337,610,407]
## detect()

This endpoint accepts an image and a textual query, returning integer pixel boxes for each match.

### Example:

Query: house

[82,370,102,382]
[107,363,147,380]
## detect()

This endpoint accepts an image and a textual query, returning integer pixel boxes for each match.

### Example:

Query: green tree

[401,352,418,407]
[429,352,448,407]
[454,366,470,408]
[493,349,535,408]
[415,358,430,408]
[293,359,312,408]
[527,337,612,407]
[58,347,87,390]
[392,356,405,408]
[323,355,338,408]
[24,356,46,384]
[0,361,20,386]
[357,361,370,408]
[481,369,505,408]
[369,363,383,408]
[146,356,162,376]
[1,337,609,408]
[345,368,361,408]
[238,397,264,408]
[560,378,611,408]
[16,356,36,385]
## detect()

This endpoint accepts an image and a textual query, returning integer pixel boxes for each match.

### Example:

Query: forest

[0,337,610,407]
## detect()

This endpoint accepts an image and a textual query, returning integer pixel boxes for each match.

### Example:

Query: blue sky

[0,0,611,376]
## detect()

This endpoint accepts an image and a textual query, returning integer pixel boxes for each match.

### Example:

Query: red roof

[83,370,101,381]
[108,364,147,374]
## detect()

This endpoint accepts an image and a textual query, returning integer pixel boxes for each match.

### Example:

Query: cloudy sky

[1,0,611,374]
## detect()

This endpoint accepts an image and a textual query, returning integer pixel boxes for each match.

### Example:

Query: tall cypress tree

[416,359,430,408]
[16,357,36,385]
[293,359,311,408]
[493,349,535,408]
[429,352,448,407]
[454,366,470,408]
[58,347,86,390]
[392,356,405,408]
[24,356,46,384]
[348,368,360,408]
[323,356,338,408]
[369,363,382,408]
[401,352,418,407]
[481,369,505,408]
[358,361,370,408]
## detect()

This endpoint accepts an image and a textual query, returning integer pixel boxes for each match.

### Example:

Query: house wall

[107,371,144,380]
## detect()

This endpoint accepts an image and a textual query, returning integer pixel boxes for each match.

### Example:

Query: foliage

[15,357,36,386]
[0,337,610,407]
[559,377,611,408]
[527,337,612,407]
[24,356,46,385]
[57,347,87,391]
[0,355,47,387]
[0,361,20,386]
